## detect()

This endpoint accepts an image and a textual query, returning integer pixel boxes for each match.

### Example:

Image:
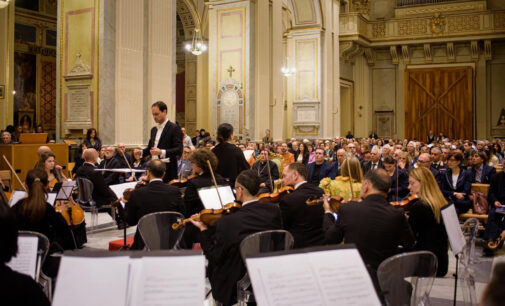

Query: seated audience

[362,148,384,175]
[383,156,409,202]
[0,203,50,306]
[72,143,87,177]
[306,148,337,186]
[99,146,122,185]
[190,170,282,305]
[468,151,496,184]
[176,145,194,180]
[125,160,184,249]
[320,157,362,200]
[82,128,102,152]
[252,149,279,194]
[483,158,505,250]
[280,162,325,249]
[440,152,472,214]
[114,143,131,168]
[407,167,449,276]
[126,147,146,181]
[1,131,17,144]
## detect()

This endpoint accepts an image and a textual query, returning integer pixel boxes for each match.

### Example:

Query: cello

[54,196,85,228]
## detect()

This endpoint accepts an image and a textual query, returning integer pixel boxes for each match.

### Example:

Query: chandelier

[281,58,296,77]
[185,28,207,56]
[0,0,10,9]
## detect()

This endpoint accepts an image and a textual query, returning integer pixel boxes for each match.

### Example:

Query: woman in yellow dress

[320,157,363,201]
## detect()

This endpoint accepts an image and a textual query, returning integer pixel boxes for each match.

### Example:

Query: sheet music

[246,249,381,306]
[53,256,131,306]
[8,190,27,207]
[441,204,466,255]
[130,256,205,306]
[110,182,138,199]
[198,185,236,209]
[46,193,57,206]
[6,236,38,279]
[55,181,76,200]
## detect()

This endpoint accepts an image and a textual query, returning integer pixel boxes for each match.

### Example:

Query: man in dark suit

[468,151,496,184]
[98,146,122,185]
[430,147,448,173]
[362,148,384,175]
[143,101,183,182]
[484,159,505,246]
[76,149,117,207]
[190,170,282,305]
[252,149,279,194]
[306,148,337,186]
[114,143,131,168]
[125,159,184,250]
[323,169,414,281]
[281,162,325,249]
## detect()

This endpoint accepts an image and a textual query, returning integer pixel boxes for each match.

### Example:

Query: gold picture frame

[0,85,4,99]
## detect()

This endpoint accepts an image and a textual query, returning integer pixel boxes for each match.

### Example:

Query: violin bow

[2,155,27,192]
[206,160,224,209]
[120,151,138,181]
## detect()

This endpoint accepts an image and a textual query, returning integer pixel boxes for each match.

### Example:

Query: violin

[172,201,242,230]
[258,186,294,203]
[54,197,85,228]
[306,195,343,212]
[168,174,197,188]
[390,194,419,211]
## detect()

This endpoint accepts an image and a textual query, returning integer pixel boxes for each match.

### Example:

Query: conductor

[143,101,183,182]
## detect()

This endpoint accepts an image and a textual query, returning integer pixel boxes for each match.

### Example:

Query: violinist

[11,169,75,251]
[252,148,279,194]
[280,162,326,249]
[383,156,409,202]
[190,170,282,305]
[125,159,184,250]
[36,152,66,189]
[407,167,449,276]
[181,148,228,249]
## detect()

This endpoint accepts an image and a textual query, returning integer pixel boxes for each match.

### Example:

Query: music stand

[55,181,75,201]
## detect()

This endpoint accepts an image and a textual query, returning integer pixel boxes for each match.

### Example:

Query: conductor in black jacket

[76,149,117,208]
[142,101,183,182]
[323,169,414,277]
[280,162,326,249]
[212,123,250,188]
[190,170,282,305]
[125,159,184,250]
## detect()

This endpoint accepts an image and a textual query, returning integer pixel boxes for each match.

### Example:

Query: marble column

[0,3,15,129]
[353,55,371,138]
[253,0,271,140]
[271,0,284,142]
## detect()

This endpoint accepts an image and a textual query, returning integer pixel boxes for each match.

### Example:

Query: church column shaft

[271,0,284,142]
[0,3,15,129]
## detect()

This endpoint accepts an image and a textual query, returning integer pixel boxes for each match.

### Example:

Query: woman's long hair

[340,157,363,183]
[20,169,49,223]
[37,151,61,182]
[409,167,447,223]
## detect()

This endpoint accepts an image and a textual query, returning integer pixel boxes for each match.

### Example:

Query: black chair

[237,230,294,305]
[137,211,185,250]
[76,177,115,231]
[377,251,437,306]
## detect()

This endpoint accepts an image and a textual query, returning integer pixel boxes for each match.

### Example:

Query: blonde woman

[320,157,362,201]
[408,167,449,277]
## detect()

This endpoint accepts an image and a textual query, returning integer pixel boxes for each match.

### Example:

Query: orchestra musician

[212,123,250,188]
[181,148,228,249]
[280,162,326,249]
[142,101,183,182]
[190,170,282,305]
[407,167,449,277]
[36,152,66,189]
[125,159,184,250]
[251,148,279,194]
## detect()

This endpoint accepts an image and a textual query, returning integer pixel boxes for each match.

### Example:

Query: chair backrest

[377,251,438,306]
[18,231,50,282]
[137,211,185,250]
[76,177,94,205]
[0,170,11,191]
[239,230,294,261]
[471,183,490,196]
[462,218,480,266]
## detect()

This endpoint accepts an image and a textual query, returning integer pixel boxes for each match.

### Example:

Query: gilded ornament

[431,13,445,35]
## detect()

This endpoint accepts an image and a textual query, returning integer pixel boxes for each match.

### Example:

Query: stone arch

[286,0,324,29]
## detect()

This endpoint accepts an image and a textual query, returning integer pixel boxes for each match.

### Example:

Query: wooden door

[405,67,473,140]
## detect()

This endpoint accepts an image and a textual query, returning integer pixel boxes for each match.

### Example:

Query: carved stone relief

[398,19,427,36]
[447,15,480,33]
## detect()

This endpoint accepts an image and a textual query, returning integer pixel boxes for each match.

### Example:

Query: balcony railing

[396,0,462,7]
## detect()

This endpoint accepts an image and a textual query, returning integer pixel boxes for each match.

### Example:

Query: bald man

[114,143,131,168]
[76,149,117,207]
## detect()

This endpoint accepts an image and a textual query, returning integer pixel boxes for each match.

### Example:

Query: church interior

[1,0,505,305]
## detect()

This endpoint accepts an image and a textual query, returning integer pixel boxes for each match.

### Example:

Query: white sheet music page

[52,256,131,306]
[197,185,235,209]
[109,182,138,199]
[8,190,27,207]
[441,204,466,255]
[131,255,205,306]
[246,249,381,306]
[6,236,38,279]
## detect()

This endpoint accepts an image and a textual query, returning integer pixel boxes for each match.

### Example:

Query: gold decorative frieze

[399,19,427,36]
[372,22,385,38]
[447,15,480,32]
[430,13,445,35]
[395,1,487,18]
[495,12,505,29]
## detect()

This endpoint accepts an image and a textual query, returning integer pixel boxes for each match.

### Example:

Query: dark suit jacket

[440,168,472,214]
[76,163,117,207]
[387,169,409,202]
[468,164,496,184]
[306,161,337,185]
[280,182,325,248]
[323,194,414,271]
[362,160,384,175]
[200,201,282,305]
[0,264,50,306]
[484,172,505,241]
[114,152,131,168]
[142,120,183,182]
[252,160,279,193]
[126,181,184,249]
[212,142,250,188]
[98,157,122,185]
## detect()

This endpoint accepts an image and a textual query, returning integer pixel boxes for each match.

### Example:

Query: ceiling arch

[176,0,201,39]
[286,0,324,29]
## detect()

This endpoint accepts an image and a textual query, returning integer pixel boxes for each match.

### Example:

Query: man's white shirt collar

[294,181,307,190]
